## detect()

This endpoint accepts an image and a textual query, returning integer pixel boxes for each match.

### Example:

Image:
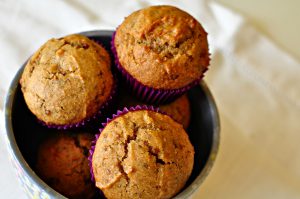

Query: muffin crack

[62,40,90,50]
[143,141,175,165]
[117,161,130,183]
[119,122,138,184]
[42,39,89,78]
[27,44,48,78]
[28,64,36,79]
[33,93,45,108]
[43,66,79,80]
[136,33,194,59]
[72,135,90,157]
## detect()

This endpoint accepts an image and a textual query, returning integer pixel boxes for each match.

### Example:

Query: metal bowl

[4,30,220,199]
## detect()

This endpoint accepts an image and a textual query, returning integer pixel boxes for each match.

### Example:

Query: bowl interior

[8,30,219,199]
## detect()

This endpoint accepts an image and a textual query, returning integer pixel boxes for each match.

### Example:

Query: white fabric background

[1,0,300,198]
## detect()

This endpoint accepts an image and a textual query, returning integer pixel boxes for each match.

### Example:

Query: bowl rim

[4,63,67,198]
[4,30,220,199]
[174,80,220,199]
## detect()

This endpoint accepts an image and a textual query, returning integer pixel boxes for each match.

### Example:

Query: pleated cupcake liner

[111,31,207,104]
[88,105,173,182]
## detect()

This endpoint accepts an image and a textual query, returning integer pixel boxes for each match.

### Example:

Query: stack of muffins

[20,5,210,199]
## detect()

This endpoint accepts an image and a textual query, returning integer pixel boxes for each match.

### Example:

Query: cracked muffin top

[114,5,209,90]
[20,34,114,126]
[92,109,194,199]
[36,132,96,199]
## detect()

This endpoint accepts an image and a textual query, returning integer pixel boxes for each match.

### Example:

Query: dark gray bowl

[4,30,220,199]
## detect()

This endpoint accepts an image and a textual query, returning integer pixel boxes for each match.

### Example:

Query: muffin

[117,90,191,129]
[159,94,190,129]
[112,5,209,103]
[91,106,194,199]
[36,132,96,199]
[20,34,114,128]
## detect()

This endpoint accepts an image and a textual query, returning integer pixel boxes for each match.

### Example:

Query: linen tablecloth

[1,0,300,198]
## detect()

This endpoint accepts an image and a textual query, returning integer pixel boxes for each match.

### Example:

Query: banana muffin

[91,107,194,199]
[113,5,209,103]
[36,132,96,199]
[159,94,190,129]
[117,91,191,129]
[20,34,114,128]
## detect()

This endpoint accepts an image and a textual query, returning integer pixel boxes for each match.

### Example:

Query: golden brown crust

[20,34,114,125]
[115,5,209,89]
[92,110,194,199]
[159,95,190,129]
[36,133,96,199]
[117,92,191,129]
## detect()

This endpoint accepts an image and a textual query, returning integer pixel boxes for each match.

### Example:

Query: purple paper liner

[88,105,175,183]
[39,40,118,130]
[111,31,208,104]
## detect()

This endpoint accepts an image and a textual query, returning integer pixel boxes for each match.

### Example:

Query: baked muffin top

[20,34,114,125]
[92,109,194,199]
[36,133,95,199]
[159,94,190,129]
[117,91,191,129]
[114,5,209,90]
